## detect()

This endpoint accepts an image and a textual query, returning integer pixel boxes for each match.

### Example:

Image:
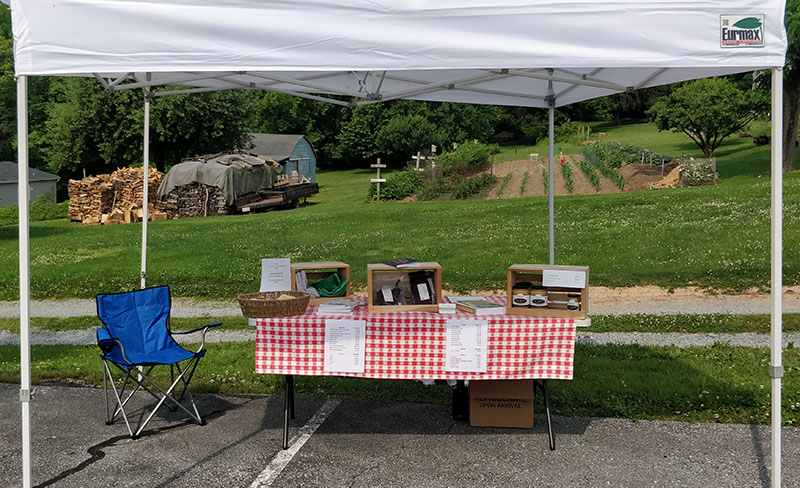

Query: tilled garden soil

[488,156,679,198]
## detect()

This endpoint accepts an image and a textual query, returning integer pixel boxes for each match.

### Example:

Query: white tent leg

[141,91,150,289]
[770,66,783,488]
[548,104,555,265]
[17,75,32,488]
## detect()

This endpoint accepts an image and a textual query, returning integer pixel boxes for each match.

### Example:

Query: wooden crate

[367,263,442,313]
[506,264,589,319]
[290,261,351,306]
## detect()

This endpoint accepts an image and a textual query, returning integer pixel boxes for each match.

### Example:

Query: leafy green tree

[648,78,767,157]
[150,89,257,171]
[784,0,799,171]
[335,104,384,163]
[375,114,440,161]
[254,92,340,168]
[0,5,52,169]
[45,78,257,174]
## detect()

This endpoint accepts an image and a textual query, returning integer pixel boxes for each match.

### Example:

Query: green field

[0,122,797,300]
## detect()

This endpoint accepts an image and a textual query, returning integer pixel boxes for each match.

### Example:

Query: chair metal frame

[96,286,221,439]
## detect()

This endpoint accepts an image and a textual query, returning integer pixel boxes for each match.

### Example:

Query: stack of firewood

[68,167,167,225]
[159,182,229,219]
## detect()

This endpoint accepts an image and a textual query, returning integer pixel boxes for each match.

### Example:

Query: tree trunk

[784,81,800,172]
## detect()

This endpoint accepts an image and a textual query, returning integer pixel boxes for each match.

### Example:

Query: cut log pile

[68,167,167,225]
[159,183,229,219]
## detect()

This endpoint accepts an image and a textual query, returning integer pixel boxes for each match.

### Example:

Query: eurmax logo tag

[721,15,765,48]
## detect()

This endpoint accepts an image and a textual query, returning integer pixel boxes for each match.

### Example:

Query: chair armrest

[96,328,132,364]
[171,322,222,335]
[171,322,222,354]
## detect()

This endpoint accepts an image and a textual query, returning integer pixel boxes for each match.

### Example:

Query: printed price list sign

[445,318,488,373]
[323,319,366,373]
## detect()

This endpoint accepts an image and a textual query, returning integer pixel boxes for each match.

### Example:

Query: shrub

[417,180,451,201]
[0,201,69,226]
[748,121,771,145]
[593,142,642,168]
[678,157,717,186]
[439,141,499,176]
[450,174,497,200]
[554,121,581,143]
[367,168,423,201]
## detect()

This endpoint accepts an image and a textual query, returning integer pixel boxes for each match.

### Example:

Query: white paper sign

[445,318,488,373]
[542,269,586,289]
[417,283,431,301]
[323,319,366,373]
[260,258,292,292]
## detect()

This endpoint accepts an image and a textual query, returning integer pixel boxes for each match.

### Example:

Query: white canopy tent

[10,1,788,486]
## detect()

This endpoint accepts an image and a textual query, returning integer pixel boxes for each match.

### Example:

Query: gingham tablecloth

[255,297,576,380]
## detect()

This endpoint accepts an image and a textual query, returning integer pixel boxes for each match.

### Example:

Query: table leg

[283,374,293,450]
[288,374,296,420]
[452,380,468,421]
[535,379,555,450]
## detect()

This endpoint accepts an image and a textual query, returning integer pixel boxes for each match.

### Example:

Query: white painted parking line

[250,400,340,487]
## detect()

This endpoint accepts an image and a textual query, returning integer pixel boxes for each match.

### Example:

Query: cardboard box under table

[470,379,534,429]
[255,296,575,449]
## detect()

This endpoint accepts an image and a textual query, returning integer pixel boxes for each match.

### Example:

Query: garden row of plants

[583,146,627,190]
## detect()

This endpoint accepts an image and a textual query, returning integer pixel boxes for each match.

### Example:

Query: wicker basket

[237,291,311,318]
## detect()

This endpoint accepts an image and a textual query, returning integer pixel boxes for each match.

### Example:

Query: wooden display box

[506,264,589,319]
[367,262,442,313]
[290,261,351,306]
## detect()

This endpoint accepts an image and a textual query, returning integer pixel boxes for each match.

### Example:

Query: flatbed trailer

[234,183,319,213]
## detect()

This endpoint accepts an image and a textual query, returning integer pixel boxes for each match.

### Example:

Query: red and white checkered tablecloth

[255,297,576,380]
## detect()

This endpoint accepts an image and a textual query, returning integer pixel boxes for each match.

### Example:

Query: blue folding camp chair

[96,286,221,438]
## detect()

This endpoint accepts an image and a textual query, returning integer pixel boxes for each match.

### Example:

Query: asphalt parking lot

[1,383,799,487]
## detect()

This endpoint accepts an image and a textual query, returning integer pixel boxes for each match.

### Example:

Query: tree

[375,114,440,161]
[648,78,767,157]
[784,0,799,171]
[44,78,258,175]
[0,5,52,169]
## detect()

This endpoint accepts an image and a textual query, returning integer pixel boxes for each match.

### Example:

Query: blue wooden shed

[248,134,317,183]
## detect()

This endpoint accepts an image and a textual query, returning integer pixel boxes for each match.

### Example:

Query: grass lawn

[3,313,800,334]
[0,122,797,300]
[1,342,797,426]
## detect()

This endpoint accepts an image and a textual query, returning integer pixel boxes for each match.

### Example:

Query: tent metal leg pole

[770,66,784,488]
[17,74,32,488]
[535,379,555,450]
[548,101,555,266]
[283,375,293,449]
[141,90,151,289]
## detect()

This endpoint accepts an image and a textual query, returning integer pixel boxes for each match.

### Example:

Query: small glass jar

[511,282,532,307]
[529,287,549,307]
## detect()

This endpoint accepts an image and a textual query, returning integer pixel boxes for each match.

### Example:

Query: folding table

[254,297,577,450]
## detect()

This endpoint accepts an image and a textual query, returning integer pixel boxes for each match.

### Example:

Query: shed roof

[0,161,59,183]
[248,134,315,162]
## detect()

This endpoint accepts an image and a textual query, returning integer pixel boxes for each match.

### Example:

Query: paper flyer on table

[445,318,488,373]
[323,319,367,373]
[260,258,292,292]
[542,269,586,288]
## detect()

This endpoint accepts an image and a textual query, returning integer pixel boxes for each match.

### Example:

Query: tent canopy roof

[11,0,787,108]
